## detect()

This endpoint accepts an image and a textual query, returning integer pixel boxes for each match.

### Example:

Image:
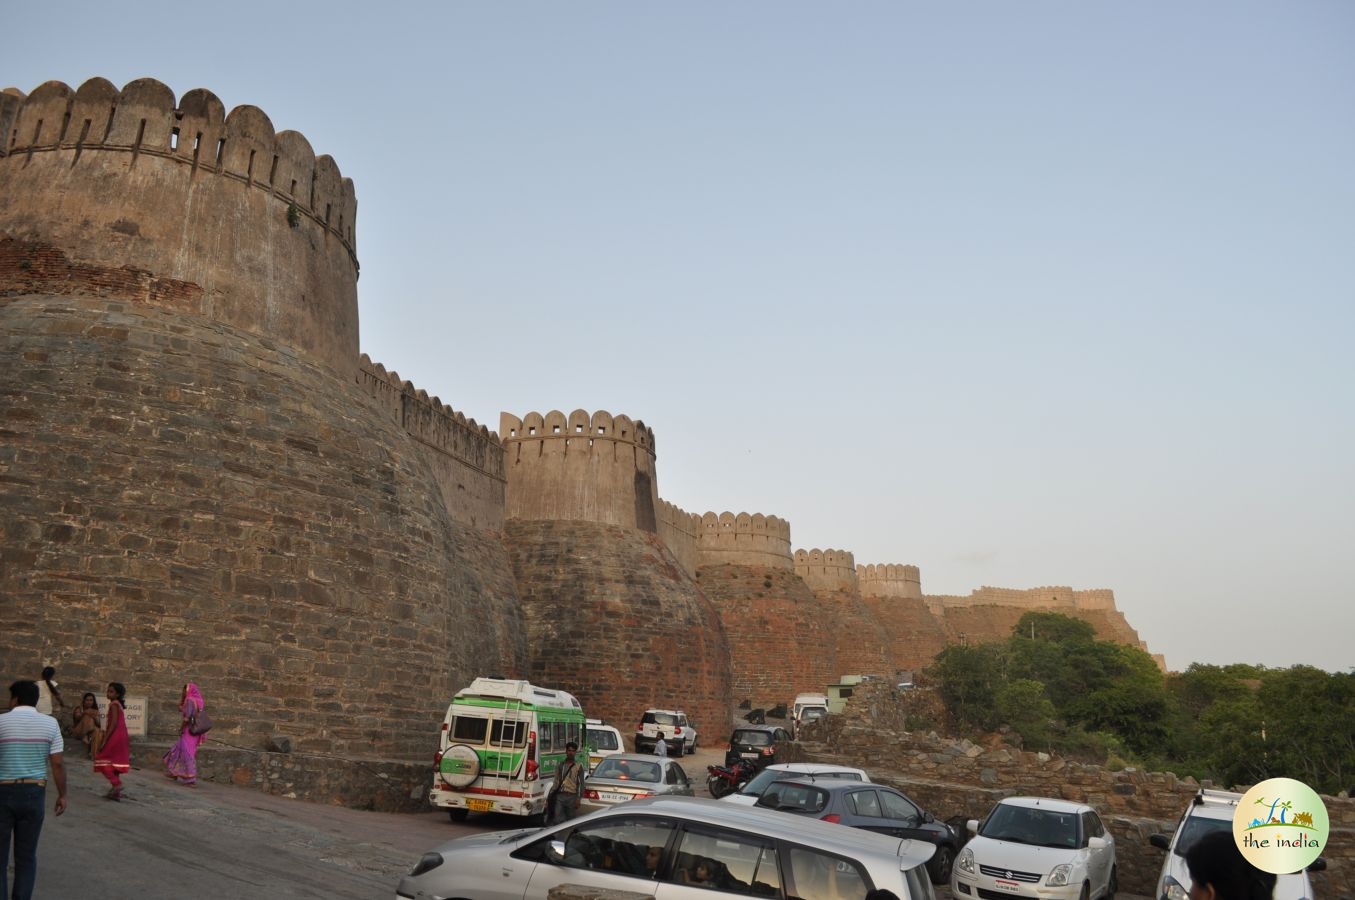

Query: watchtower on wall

[501,409,659,531]
[0,78,358,374]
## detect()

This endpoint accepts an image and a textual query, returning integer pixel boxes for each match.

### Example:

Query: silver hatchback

[396,795,939,900]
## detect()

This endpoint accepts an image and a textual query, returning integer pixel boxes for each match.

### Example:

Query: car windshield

[738,769,860,797]
[588,729,620,751]
[1173,816,1231,857]
[980,804,1079,849]
[734,731,772,746]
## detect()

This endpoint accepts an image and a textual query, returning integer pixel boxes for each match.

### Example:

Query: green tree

[929,643,1006,731]
[994,678,1058,748]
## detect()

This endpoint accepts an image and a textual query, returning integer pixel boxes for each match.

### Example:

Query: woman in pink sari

[94,682,131,800]
[163,682,206,786]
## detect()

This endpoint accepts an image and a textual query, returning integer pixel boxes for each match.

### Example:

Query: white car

[952,796,1116,900]
[585,718,626,773]
[1148,788,1324,900]
[635,708,698,755]
[722,762,872,806]
[396,795,941,900]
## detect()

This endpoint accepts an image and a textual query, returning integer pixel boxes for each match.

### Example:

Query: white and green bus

[430,677,586,821]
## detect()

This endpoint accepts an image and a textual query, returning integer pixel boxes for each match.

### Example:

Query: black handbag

[188,709,213,736]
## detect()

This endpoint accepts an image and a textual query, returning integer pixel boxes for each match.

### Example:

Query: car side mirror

[966,819,979,835]
[1088,836,1109,850]
[1307,857,1327,873]
[1148,833,1171,851]
[923,812,935,823]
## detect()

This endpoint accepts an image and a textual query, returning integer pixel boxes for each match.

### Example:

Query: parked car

[952,796,1117,900]
[723,762,872,806]
[793,703,829,738]
[635,708,698,755]
[585,718,625,773]
[1148,788,1325,900]
[725,724,794,769]
[396,795,940,900]
[580,753,694,812]
[754,778,959,884]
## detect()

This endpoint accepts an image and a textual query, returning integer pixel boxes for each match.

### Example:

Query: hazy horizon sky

[7,3,1352,674]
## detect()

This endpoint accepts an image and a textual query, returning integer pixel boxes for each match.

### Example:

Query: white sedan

[952,796,1117,900]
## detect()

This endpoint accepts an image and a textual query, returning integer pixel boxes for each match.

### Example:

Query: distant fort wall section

[924,585,1118,615]
[857,563,922,600]
[501,410,659,531]
[794,548,860,593]
[0,78,358,374]
[356,355,505,530]
[696,511,794,570]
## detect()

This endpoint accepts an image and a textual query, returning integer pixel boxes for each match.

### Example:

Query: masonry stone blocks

[2,78,1157,807]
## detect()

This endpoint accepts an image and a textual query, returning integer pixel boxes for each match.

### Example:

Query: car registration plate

[601,791,629,802]
[467,798,494,812]
[740,752,759,759]
[994,880,1021,893]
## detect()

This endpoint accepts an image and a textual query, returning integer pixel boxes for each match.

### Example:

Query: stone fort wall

[2,76,1159,807]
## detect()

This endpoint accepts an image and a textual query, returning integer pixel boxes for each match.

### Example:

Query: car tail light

[761,747,774,756]
[526,730,539,780]
[584,789,599,800]
[674,726,683,735]
[635,791,654,799]
[822,814,842,824]
[433,749,443,768]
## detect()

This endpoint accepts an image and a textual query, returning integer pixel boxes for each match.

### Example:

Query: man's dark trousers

[0,783,47,900]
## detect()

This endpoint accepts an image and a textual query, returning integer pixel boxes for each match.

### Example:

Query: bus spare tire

[442,744,481,788]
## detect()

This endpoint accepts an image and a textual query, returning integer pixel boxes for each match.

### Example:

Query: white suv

[635,709,698,756]
[1148,789,1325,900]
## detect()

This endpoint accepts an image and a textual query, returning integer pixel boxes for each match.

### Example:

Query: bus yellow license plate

[467,799,494,812]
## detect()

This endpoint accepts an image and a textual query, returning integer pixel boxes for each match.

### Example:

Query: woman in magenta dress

[163,682,206,786]
[94,682,131,800]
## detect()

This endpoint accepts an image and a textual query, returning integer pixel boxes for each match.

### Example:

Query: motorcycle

[705,758,758,799]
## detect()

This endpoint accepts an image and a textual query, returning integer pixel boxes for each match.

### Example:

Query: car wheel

[1080,883,1090,900]
[1105,868,1117,900]
[927,844,953,885]
[447,808,469,822]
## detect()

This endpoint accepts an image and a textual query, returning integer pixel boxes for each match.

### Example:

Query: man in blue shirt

[0,680,68,900]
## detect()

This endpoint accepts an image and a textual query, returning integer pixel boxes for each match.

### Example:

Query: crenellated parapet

[925,585,1117,612]
[696,511,794,570]
[357,355,506,529]
[857,563,923,600]
[657,499,701,576]
[500,410,660,531]
[0,78,359,374]
[793,548,859,593]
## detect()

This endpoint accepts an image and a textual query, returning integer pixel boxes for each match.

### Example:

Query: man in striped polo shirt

[1,680,68,900]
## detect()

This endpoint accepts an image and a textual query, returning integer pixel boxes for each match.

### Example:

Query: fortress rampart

[356,355,505,529]
[857,562,922,599]
[657,499,701,575]
[501,410,659,530]
[2,75,1162,810]
[793,548,860,593]
[0,78,358,374]
[924,585,1118,614]
[696,511,794,569]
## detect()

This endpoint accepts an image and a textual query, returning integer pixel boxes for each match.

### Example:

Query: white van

[791,692,829,737]
[585,718,625,772]
[430,677,586,821]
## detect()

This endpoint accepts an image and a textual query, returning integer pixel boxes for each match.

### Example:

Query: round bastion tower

[0,77,358,373]
[0,79,528,807]
[500,410,732,736]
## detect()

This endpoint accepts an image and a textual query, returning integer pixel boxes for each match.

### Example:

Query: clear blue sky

[8,2,1352,673]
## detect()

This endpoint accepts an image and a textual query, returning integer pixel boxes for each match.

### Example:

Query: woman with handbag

[94,681,131,800]
[163,682,209,786]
